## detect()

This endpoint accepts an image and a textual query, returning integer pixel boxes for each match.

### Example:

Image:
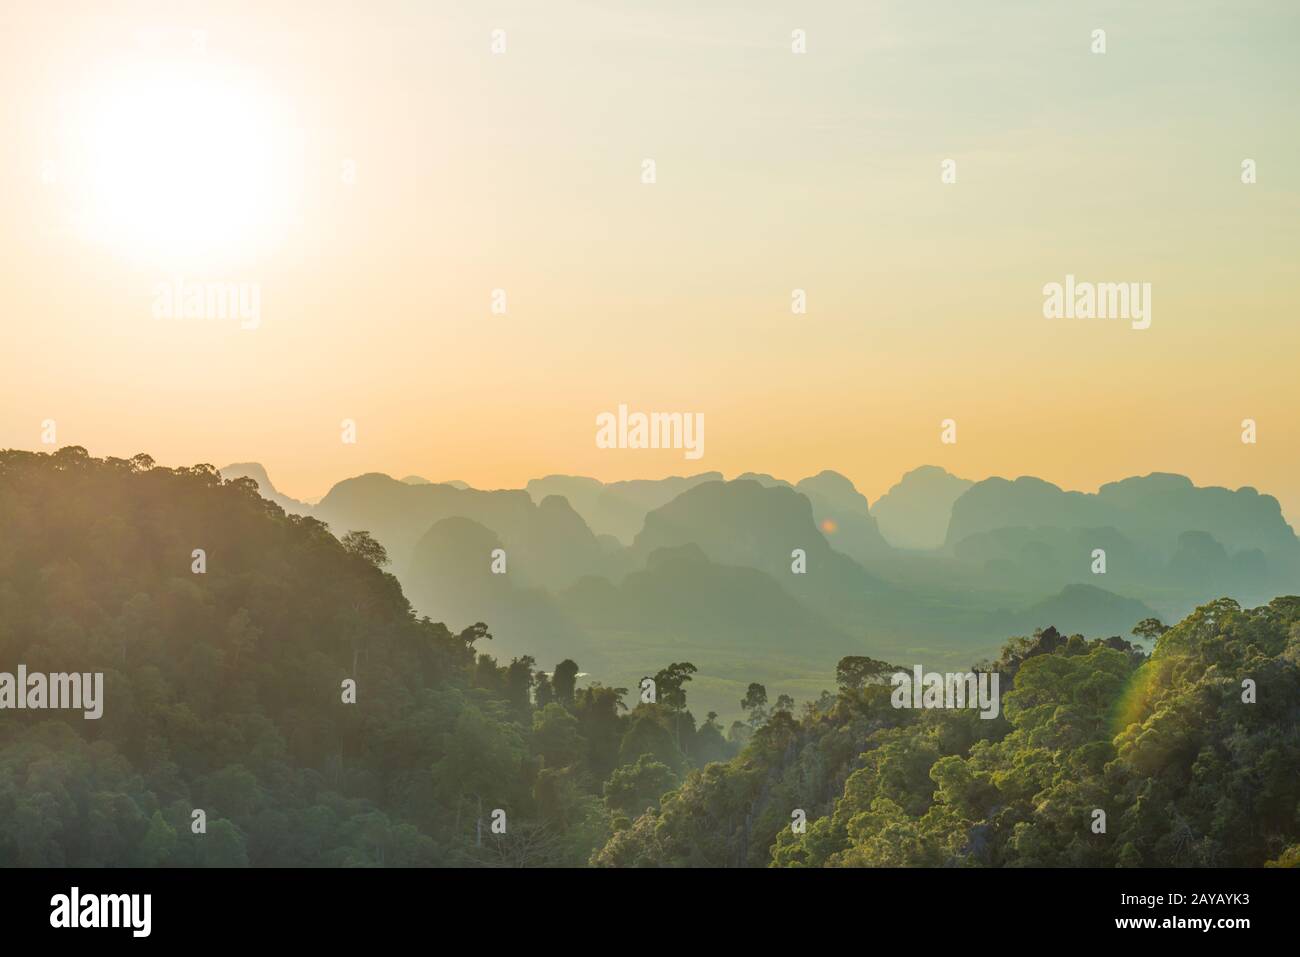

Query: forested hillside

[596,599,1300,867]
[2,449,1296,868]
[0,449,729,866]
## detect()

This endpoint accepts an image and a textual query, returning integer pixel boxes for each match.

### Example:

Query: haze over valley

[220,459,1300,721]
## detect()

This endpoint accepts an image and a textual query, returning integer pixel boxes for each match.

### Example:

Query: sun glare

[65,53,295,268]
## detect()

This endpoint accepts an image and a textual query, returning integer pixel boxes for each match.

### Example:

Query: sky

[2,0,1298,522]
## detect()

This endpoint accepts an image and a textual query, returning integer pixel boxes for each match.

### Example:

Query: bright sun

[66,52,294,268]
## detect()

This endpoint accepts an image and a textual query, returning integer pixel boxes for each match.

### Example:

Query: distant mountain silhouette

[314,473,608,590]
[403,515,593,666]
[948,473,1296,552]
[526,472,723,543]
[223,461,1299,676]
[795,470,893,562]
[986,584,1160,641]
[872,465,974,550]
[631,479,889,627]
[219,462,313,515]
[952,523,1146,586]
[944,473,1300,604]
[734,470,893,562]
[558,542,853,655]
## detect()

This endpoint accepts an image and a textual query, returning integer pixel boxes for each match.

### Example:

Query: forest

[0,447,1296,867]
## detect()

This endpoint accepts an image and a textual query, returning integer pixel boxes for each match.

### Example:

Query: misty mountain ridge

[218,462,315,515]
[872,465,974,550]
[218,460,1300,715]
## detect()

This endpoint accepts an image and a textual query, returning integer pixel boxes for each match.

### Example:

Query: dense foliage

[1,449,1296,867]
[595,601,1300,867]
[0,449,731,866]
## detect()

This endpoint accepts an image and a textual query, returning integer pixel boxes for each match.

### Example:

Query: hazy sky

[2,1,1297,522]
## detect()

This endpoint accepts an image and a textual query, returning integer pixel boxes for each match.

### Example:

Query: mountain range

[219,461,1299,720]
